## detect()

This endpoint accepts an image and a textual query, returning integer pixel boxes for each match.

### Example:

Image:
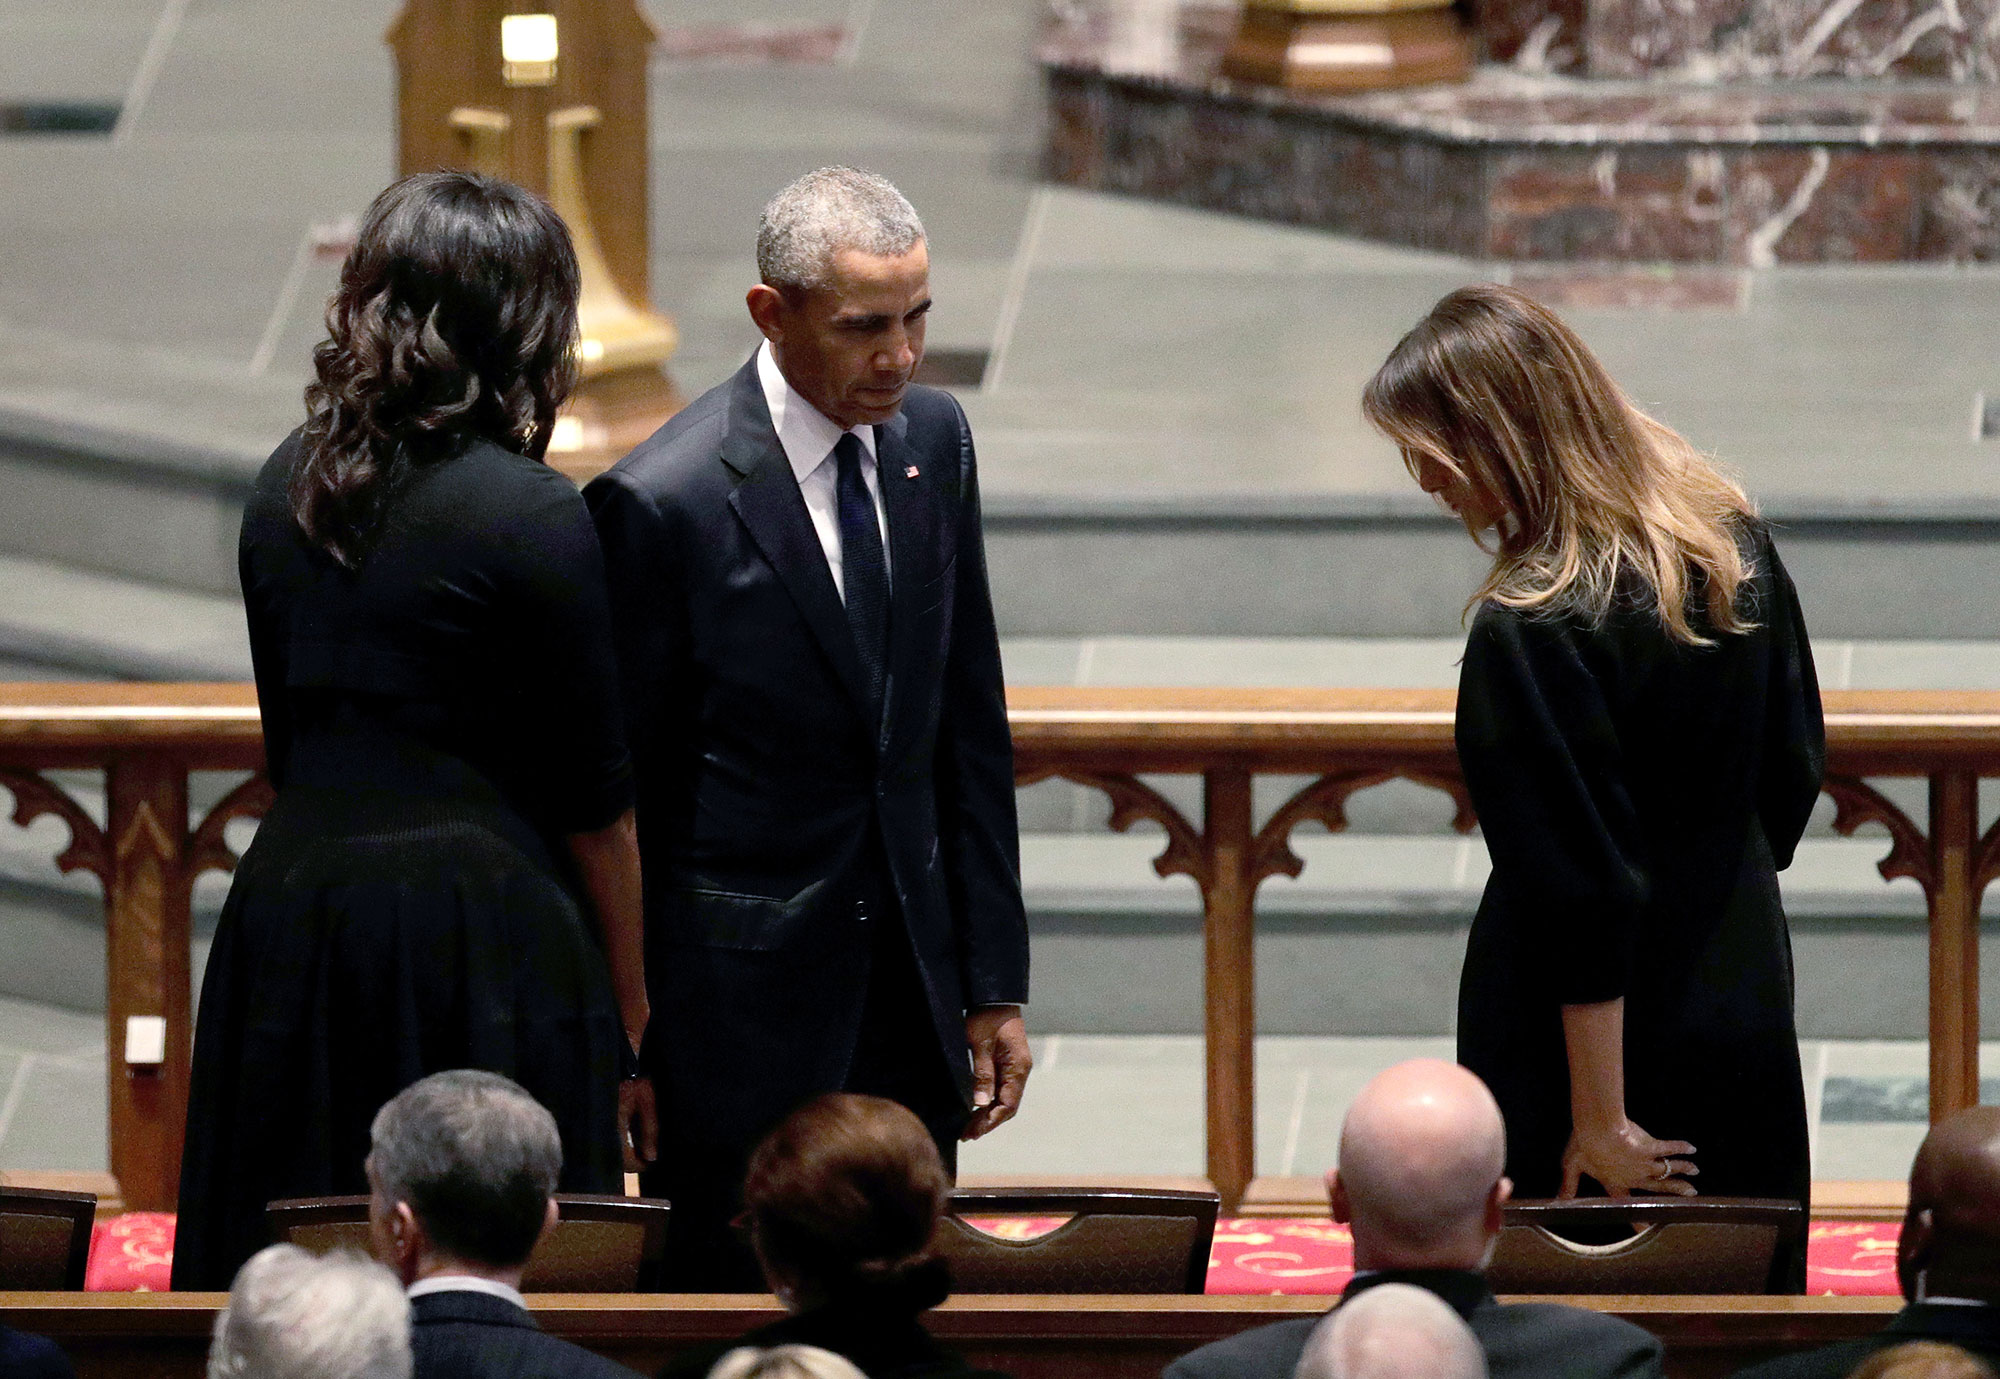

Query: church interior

[7,0,2000,1363]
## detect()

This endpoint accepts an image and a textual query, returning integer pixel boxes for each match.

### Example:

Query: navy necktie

[834,432,889,707]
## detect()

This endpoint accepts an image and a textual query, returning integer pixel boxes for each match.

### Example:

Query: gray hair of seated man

[705,1344,870,1379]
[208,1245,411,1379]
[368,1068,562,1269]
[1296,1282,1487,1379]
[756,167,925,296]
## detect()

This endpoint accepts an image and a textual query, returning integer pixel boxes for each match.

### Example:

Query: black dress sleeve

[583,469,683,783]
[1753,534,1826,869]
[238,457,295,790]
[1457,606,1650,1006]
[488,472,634,836]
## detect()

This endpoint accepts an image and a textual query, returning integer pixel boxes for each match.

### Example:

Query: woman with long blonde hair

[1365,284,1824,1289]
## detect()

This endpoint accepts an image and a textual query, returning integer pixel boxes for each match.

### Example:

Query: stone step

[1017,832,1994,1041]
[0,808,1969,1045]
[0,553,249,680]
[9,406,2000,643]
[0,407,264,600]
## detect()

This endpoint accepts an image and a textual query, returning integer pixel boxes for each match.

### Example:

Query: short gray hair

[1298,1283,1487,1379]
[209,1245,410,1379]
[706,1346,868,1379]
[368,1069,562,1268]
[756,167,925,295]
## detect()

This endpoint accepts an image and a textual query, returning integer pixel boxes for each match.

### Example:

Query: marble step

[1018,832,1996,1040]
[0,813,1974,1044]
[0,407,263,600]
[0,553,249,680]
[8,407,2000,642]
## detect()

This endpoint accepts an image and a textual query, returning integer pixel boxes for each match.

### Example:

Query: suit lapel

[720,359,874,717]
[876,413,934,732]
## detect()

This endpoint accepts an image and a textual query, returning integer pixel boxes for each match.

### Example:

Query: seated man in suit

[0,1327,73,1379]
[1736,1107,2000,1378]
[1295,1282,1485,1379]
[1165,1059,1663,1379]
[365,1070,637,1379]
[209,1243,410,1379]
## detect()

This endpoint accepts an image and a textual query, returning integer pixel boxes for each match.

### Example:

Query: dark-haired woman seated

[662,1094,1008,1379]
[172,171,653,1290]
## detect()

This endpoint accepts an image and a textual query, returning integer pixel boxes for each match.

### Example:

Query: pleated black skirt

[171,730,623,1290]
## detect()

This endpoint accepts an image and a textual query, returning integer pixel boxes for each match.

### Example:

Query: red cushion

[86,1212,175,1292]
[80,1211,1900,1296]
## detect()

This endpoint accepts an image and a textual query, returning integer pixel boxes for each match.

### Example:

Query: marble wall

[1482,0,2000,79]
[1046,66,2000,261]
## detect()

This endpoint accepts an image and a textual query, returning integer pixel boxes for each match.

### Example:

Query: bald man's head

[1296,1282,1486,1379]
[1901,1106,2000,1302]
[1332,1061,1509,1271]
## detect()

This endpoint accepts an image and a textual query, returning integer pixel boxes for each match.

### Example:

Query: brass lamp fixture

[1222,0,1473,91]
[388,0,684,481]
[500,13,558,86]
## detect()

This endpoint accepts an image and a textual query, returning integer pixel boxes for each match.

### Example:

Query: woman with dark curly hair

[172,172,652,1290]
[661,1094,1006,1379]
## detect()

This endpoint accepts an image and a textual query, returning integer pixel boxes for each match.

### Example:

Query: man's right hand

[620,1075,659,1172]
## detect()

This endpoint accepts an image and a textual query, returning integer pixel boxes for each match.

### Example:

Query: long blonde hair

[1363,284,1756,646]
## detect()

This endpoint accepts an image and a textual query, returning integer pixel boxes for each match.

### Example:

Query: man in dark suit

[1734,1107,2000,1378]
[1166,1061,1663,1379]
[0,1326,74,1379]
[367,1071,637,1379]
[586,166,1031,1290]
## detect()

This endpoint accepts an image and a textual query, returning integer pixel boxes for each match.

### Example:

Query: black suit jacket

[656,1303,1009,1379]
[585,358,1028,1148]
[1162,1270,1665,1379]
[410,1289,639,1379]
[0,1326,74,1379]
[1731,1301,2000,1379]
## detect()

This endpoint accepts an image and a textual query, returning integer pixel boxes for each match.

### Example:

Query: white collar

[407,1274,528,1310]
[756,340,876,486]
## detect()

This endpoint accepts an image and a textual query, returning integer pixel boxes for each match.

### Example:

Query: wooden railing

[5,684,2000,1212]
[0,1290,1906,1379]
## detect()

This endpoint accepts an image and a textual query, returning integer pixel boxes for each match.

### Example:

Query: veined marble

[1043,2,2000,261]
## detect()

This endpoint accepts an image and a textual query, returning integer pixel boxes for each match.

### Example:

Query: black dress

[172,431,635,1290]
[1453,521,1824,1291]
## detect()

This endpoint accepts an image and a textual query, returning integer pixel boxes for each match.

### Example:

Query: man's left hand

[619,1075,659,1172]
[962,1005,1031,1141]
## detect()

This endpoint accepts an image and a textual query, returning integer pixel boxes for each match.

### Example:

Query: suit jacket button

[855,901,867,922]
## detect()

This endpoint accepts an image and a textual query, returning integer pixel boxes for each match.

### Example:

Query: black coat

[1731,1302,2000,1379]
[1452,523,1823,1290]
[411,1289,640,1379]
[584,357,1029,1151]
[1161,1269,1664,1379]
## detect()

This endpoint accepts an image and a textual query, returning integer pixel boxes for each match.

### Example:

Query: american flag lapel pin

[905,465,920,479]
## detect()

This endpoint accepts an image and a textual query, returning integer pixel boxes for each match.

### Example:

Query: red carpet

[84,1213,1906,1296]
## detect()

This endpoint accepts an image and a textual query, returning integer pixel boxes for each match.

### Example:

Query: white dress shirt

[406,1274,528,1310]
[757,339,890,600]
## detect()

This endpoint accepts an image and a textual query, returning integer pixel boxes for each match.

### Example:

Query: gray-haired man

[586,166,1031,1289]
[210,1244,410,1379]
[366,1071,636,1379]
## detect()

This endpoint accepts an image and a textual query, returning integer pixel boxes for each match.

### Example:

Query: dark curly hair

[743,1093,953,1313]
[292,171,581,567]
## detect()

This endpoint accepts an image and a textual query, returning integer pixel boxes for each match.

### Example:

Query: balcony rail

[4,683,1999,1211]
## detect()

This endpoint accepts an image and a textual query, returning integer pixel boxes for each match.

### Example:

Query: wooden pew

[2,1292,1902,1379]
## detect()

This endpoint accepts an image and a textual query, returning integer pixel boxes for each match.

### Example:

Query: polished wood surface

[0,1291,1903,1379]
[4,685,1998,1210]
[387,0,658,306]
